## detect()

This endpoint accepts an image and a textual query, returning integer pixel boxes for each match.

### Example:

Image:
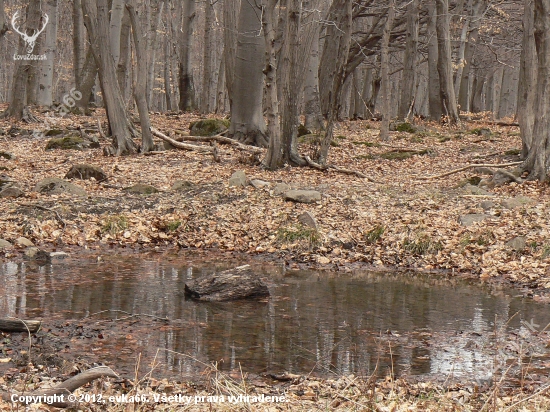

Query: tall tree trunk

[223,0,239,112]
[116,8,131,101]
[262,0,283,169]
[453,0,472,107]
[518,0,537,157]
[228,0,267,147]
[318,0,352,165]
[470,71,485,112]
[200,0,214,114]
[491,67,503,119]
[179,0,196,111]
[435,0,460,124]
[523,0,550,180]
[82,0,138,155]
[75,48,99,114]
[126,1,154,152]
[73,0,86,84]
[215,56,226,113]
[1,0,44,120]
[110,0,124,65]
[147,0,164,106]
[303,17,323,131]
[380,0,395,141]
[398,0,418,120]
[163,9,173,112]
[427,1,441,120]
[37,0,58,107]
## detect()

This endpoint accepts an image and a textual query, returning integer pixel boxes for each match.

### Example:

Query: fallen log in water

[0,319,41,333]
[184,265,270,301]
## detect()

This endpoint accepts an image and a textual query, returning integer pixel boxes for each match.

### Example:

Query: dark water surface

[1,254,550,382]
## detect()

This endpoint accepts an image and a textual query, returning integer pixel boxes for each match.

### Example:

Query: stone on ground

[65,164,107,181]
[284,190,321,204]
[229,170,247,187]
[35,177,87,196]
[123,184,159,195]
[458,214,493,227]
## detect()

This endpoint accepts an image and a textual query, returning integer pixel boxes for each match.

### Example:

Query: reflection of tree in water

[1,259,549,381]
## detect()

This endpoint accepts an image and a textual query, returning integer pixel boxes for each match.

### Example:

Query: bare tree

[379,0,395,141]
[179,0,196,111]
[397,0,418,120]
[82,0,138,155]
[37,0,58,107]
[0,0,8,41]
[435,0,460,124]
[227,0,267,147]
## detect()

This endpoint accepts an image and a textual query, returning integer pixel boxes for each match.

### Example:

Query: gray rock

[0,151,16,160]
[0,239,13,249]
[35,177,87,197]
[24,247,40,258]
[273,183,290,196]
[189,118,230,137]
[0,186,24,198]
[298,211,318,230]
[229,170,247,187]
[501,196,535,210]
[492,169,522,187]
[506,236,526,251]
[65,164,107,181]
[463,184,490,195]
[250,179,270,189]
[16,237,34,247]
[480,200,496,211]
[122,183,159,195]
[284,190,322,204]
[459,214,493,227]
[172,180,194,191]
[0,174,16,188]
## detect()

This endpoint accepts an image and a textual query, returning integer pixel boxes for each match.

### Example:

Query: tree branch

[417,162,522,180]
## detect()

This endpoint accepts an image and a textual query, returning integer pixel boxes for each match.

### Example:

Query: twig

[17,203,66,229]
[417,162,522,180]
[304,156,375,182]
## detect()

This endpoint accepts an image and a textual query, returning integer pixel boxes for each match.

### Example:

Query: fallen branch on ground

[417,162,522,180]
[173,129,264,154]
[151,128,213,152]
[1,366,119,408]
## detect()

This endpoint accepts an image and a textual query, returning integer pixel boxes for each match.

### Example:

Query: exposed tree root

[417,161,522,180]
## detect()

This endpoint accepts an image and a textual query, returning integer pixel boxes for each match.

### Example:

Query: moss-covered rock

[123,183,159,195]
[45,129,64,137]
[297,124,311,137]
[45,135,85,150]
[189,119,230,137]
[34,177,87,196]
[390,122,417,133]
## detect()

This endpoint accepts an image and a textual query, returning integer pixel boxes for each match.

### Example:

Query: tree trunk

[73,0,86,84]
[147,0,164,107]
[163,9,173,112]
[453,0,472,108]
[491,67,503,119]
[262,0,283,169]
[109,0,124,66]
[470,71,485,112]
[37,0,58,107]
[523,0,549,180]
[215,56,226,113]
[303,17,323,131]
[82,0,138,155]
[380,1,395,141]
[427,1,441,120]
[318,0,352,165]
[228,0,267,147]
[223,0,239,112]
[1,0,44,120]
[179,0,196,111]
[116,8,131,101]
[518,0,537,157]
[398,0,418,120]
[126,1,154,152]
[200,0,215,114]
[75,48,99,114]
[435,0,460,124]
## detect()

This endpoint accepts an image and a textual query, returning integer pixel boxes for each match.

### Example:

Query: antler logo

[11,10,49,54]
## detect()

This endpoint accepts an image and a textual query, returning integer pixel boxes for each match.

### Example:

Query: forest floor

[1,107,550,409]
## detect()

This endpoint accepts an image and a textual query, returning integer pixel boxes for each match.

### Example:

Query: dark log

[0,319,41,333]
[1,366,119,408]
[184,265,270,301]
